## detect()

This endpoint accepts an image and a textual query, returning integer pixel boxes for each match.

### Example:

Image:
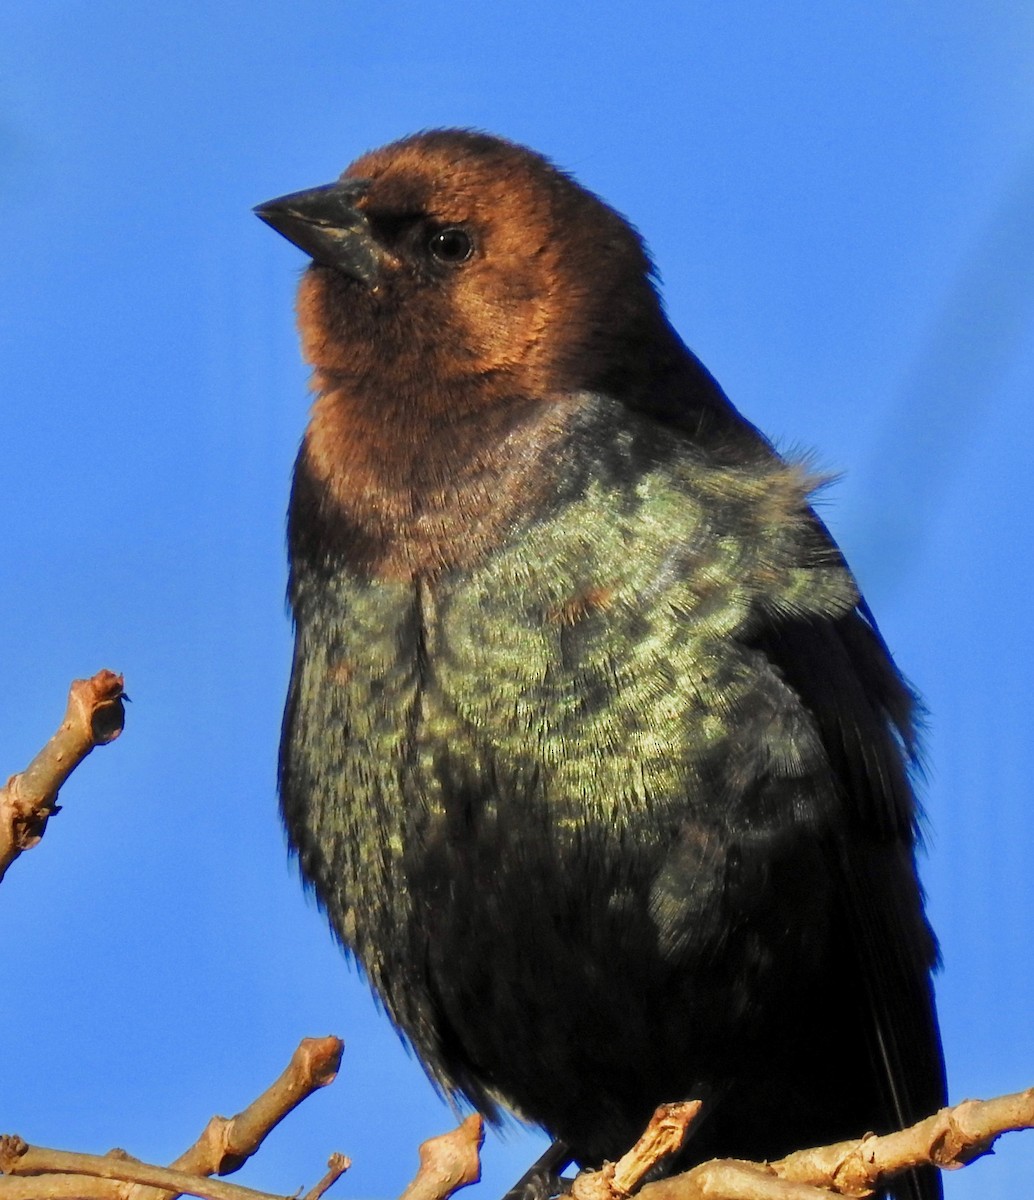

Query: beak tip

[252,181,380,286]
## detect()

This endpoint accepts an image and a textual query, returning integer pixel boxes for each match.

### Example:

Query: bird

[255,129,947,1200]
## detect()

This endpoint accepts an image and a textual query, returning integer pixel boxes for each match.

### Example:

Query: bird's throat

[301,377,579,579]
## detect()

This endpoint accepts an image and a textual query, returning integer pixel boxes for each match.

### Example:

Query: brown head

[256,131,689,577]
[257,129,675,406]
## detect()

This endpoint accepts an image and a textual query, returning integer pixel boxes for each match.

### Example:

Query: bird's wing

[621,372,947,1199]
[746,606,946,1200]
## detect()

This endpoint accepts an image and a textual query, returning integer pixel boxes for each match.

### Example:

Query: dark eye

[428,226,474,264]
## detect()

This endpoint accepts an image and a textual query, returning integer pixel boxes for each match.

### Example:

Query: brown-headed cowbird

[256,130,946,1200]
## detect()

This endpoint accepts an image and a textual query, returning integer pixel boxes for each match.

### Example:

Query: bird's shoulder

[455,388,861,642]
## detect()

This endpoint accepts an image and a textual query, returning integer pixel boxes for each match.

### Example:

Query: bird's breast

[285,442,856,926]
[281,433,861,1109]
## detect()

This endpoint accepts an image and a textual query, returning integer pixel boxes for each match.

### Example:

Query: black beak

[254,178,381,285]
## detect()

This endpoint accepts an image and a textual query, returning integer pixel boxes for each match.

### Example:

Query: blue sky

[2,3,1033,1197]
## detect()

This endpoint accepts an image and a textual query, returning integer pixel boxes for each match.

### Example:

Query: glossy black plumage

[261,130,947,1199]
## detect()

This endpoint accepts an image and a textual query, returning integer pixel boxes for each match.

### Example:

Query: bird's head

[255,129,669,409]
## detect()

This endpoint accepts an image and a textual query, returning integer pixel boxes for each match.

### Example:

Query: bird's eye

[428,227,474,265]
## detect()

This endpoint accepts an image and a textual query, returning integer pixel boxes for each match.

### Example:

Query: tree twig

[0,1037,346,1200]
[126,1036,344,1200]
[0,670,125,884]
[305,1153,351,1200]
[624,1087,1034,1200]
[2,1085,1031,1200]
[772,1086,1034,1195]
[572,1103,702,1200]
[398,1115,484,1200]
[0,1172,117,1200]
[0,1140,286,1200]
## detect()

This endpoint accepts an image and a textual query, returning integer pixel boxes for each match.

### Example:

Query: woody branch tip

[0,670,125,884]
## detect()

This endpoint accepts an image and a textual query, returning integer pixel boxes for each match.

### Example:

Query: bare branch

[772,1086,1034,1195]
[0,670,126,883]
[0,1139,286,1200]
[36,1112,442,1200]
[0,1038,346,1200]
[303,1154,351,1200]
[1,1044,1028,1200]
[0,1173,117,1200]
[398,1115,484,1200]
[126,1036,344,1200]
[573,1103,703,1200]
[583,1087,1034,1200]
[640,1161,839,1200]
